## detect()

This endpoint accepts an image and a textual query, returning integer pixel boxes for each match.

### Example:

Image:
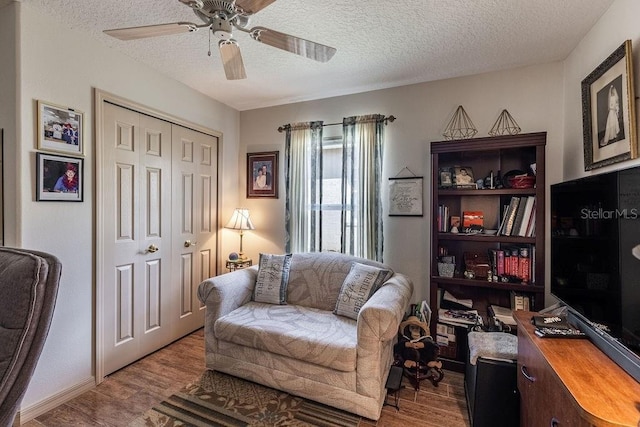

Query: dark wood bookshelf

[430,132,547,369]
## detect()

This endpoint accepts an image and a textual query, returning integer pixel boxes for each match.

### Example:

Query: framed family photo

[37,100,84,155]
[247,151,278,198]
[36,152,84,202]
[439,168,453,188]
[582,40,637,171]
[453,166,476,188]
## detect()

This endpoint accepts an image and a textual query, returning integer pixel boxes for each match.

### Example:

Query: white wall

[16,2,240,411]
[240,62,565,304]
[0,2,17,246]
[562,0,640,180]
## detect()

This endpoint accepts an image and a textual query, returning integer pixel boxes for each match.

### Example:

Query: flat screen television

[551,166,640,382]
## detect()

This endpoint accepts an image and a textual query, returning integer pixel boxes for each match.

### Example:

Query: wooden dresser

[515,310,640,427]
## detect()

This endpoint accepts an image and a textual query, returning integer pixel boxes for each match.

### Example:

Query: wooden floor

[22,329,470,426]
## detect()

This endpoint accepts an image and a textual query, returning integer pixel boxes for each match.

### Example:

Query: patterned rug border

[131,370,362,427]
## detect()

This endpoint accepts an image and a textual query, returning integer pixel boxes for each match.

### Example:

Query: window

[284,115,385,261]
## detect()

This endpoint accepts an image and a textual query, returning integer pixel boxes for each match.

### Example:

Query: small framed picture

[582,40,637,170]
[453,166,476,188]
[37,100,84,155]
[388,177,423,216]
[439,168,453,188]
[36,152,84,202]
[247,151,278,198]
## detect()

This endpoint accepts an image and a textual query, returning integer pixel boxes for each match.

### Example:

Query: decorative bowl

[508,175,536,189]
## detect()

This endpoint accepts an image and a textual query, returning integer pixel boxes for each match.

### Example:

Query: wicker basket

[437,262,455,278]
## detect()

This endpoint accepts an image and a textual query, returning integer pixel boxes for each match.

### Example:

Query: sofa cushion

[334,262,391,320]
[286,252,393,311]
[214,302,358,372]
[252,253,292,304]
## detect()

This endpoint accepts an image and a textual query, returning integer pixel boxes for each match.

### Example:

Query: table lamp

[224,208,255,260]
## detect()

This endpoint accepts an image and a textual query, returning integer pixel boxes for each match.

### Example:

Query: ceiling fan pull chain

[208,28,212,56]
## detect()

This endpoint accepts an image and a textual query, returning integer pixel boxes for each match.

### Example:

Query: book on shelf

[501,197,521,236]
[525,198,537,237]
[462,210,484,232]
[488,248,506,278]
[510,291,531,311]
[437,204,450,232]
[497,195,536,238]
[436,323,457,345]
[489,245,534,284]
[438,308,482,327]
[511,197,529,237]
[441,290,473,309]
[519,246,531,283]
[517,196,536,237]
[496,204,509,235]
[488,304,517,326]
[527,216,536,237]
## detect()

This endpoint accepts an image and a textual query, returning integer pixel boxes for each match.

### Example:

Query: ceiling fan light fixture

[234,14,250,29]
[212,17,233,40]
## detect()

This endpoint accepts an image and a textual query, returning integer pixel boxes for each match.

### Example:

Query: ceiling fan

[103,0,337,80]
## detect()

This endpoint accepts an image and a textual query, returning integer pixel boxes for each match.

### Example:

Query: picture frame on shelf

[453,166,476,189]
[582,40,637,171]
[247,151,278,198]
[439,168,453,188]
[388,176,423,216]
[36,152,83,202]
[37,100,84,155]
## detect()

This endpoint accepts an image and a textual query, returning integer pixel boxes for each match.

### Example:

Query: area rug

[131,370,362,426]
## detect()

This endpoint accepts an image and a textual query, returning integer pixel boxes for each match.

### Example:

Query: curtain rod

[277,115,396,133]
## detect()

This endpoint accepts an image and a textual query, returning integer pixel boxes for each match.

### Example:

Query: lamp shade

[224,208,255,231]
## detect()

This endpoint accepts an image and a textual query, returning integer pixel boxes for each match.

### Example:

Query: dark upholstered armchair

[0,248,61,427]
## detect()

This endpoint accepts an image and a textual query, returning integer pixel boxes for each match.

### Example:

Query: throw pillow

[253,253,293,304]
[334,262,391,320]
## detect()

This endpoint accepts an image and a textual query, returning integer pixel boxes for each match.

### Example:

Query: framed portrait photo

[247,151,278,198]
[452,166,476,188]
[37,100,84,155]
[439,168,453,188]
[36,152,84,202]
[582,40,637,171]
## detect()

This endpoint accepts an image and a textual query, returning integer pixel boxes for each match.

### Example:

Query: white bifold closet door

[100,102,217,376]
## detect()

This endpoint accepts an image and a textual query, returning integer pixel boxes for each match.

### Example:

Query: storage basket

[437,262,455,278]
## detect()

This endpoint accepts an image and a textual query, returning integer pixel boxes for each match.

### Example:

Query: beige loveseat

[197,252,413,420]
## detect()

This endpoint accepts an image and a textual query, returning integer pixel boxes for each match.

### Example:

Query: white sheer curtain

[284,122,323,253]
[284,115,385,261]
[342,114,385,261]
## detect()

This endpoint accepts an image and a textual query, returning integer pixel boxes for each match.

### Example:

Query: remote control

[535,327,586,338]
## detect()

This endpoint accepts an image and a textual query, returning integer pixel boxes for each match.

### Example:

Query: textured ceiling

[18,0,613,111]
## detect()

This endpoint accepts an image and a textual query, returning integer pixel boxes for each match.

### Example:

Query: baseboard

[17,376,96,424]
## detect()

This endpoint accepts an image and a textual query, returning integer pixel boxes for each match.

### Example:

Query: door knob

[184,240,197,248]
[147,244,159,253]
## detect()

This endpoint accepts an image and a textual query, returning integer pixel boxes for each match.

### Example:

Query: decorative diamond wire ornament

[442,105,478,140]
[488,109,521,136]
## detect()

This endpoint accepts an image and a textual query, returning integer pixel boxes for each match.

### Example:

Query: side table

[226,259,253,272]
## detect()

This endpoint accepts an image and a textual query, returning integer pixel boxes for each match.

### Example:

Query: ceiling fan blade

[104,22,198,41]
[219,40,247,80]
[235,0,277,15]
[248,27,336,62]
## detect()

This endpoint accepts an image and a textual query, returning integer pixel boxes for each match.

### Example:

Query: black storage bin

[464,332,519,427]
